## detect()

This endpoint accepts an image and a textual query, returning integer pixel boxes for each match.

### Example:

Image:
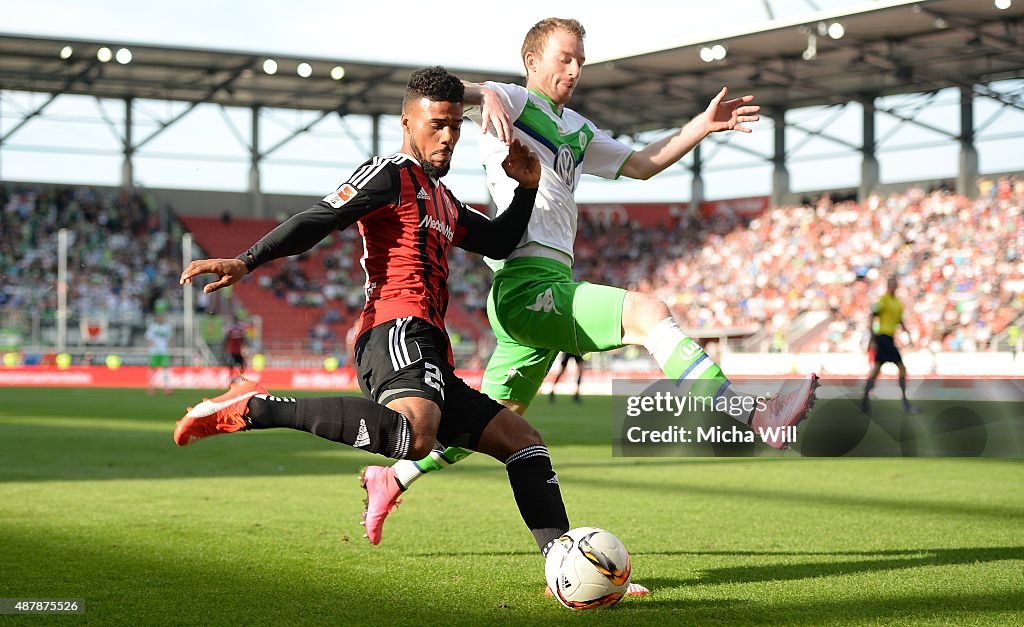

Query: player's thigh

[384,395,441,445]
[437,375,506,452]
[571,281,627,352]
[354,316,449,408]
[489,276,580,351]
[491,276,624,354]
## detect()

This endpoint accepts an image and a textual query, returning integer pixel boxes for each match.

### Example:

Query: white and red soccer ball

[544,527,632,610]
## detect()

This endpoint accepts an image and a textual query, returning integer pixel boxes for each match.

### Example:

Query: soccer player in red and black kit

[174,67,572,558]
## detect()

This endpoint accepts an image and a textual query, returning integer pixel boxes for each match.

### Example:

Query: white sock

[393,459,422,488]
[393,449,455,488]
[642,318,683,370]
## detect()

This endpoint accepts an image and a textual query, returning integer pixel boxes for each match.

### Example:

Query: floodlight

[97,47,112,63]
[115,48,132,64]
[59,45,73,60]
[297,62,312,78]
[330,65,346,80]
[263,59,278,75]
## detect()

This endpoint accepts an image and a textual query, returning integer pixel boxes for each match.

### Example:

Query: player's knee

[505,413,544,449]
[627,292,671,322]
[476,409,544,461]
[384,397,441,460]
[515,424,544,448]
[622,291,672,342]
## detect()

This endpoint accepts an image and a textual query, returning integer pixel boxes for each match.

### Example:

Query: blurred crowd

[0,184,184,325]
[575,176,1023,354]
[3,176,1022,357]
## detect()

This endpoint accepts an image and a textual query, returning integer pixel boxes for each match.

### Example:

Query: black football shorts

[353,316,504,449]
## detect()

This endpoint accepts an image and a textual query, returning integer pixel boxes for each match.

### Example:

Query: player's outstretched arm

[620,86,760,180]
[461,80,513,145]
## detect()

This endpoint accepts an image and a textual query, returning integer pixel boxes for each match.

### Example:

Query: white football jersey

[466,82,632,268]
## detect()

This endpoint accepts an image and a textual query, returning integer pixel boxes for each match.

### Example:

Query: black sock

[505,445,569,554]
[247,395,412,459]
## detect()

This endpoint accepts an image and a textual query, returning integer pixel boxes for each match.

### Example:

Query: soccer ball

[544,527,631,610]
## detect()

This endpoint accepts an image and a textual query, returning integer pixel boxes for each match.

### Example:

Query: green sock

[645,319,727,385]
[643,318,753,424]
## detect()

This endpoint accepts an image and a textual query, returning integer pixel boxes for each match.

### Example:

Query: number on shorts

[424,362,444,400]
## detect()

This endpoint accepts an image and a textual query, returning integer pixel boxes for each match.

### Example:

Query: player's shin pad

[505,445,569,552]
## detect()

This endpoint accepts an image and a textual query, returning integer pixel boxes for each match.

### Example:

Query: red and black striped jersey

[337,153,472,338]
[239,152,537,359]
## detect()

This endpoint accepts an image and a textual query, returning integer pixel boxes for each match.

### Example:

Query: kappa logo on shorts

[526,288,561,315]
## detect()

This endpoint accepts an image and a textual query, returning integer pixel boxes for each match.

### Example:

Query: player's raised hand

[480,86,513,144]
[180,258,248,293]
[704,87,760,134]
[501,139,541,189]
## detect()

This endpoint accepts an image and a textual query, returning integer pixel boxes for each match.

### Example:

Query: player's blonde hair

[521,18,586,72]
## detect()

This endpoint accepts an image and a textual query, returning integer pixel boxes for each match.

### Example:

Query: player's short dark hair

[403,66,464,109]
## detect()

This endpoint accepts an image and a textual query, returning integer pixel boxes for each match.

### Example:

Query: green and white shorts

[481,257,626,407]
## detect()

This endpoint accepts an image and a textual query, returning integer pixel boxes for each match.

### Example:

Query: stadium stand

[4,177,1022,365]
[643,179,1024,355]
[0,183,183,320]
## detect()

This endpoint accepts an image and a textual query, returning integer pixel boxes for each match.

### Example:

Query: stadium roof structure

[577,0,1024,135]
[0,0,1021,209]
[1,0,1021,137]
[0,34,521,121]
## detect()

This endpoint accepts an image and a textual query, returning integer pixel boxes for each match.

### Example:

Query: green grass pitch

[1,387,1022,625]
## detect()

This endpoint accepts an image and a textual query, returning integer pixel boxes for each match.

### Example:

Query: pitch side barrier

[1,363,1021,394]
[611,378,1024,458]
[0,366,478,391]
